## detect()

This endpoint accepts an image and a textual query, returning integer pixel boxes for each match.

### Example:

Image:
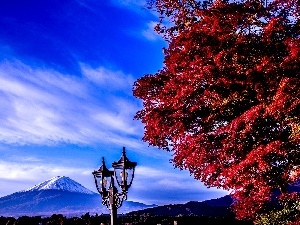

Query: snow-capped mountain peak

[23,176,95,195]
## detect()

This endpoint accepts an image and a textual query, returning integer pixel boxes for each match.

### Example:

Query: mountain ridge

[21,176,95,195]
[127,195,234,218]
[127,181,300,218]
[0,176,156,217]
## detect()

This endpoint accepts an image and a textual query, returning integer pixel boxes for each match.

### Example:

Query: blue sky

[0,0,228,206]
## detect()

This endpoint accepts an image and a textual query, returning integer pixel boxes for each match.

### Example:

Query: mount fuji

[0,176,156,217]
[23,176,94,194]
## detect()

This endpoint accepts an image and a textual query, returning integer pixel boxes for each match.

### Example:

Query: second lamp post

[92,147,137,225]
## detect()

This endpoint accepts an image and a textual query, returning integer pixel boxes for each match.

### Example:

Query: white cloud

[0,160,92,186]
[135,166,202,189]
[142,21,161,41]
[81,65,135,92]
[129,166,229,204]
[0,159,228,204]
[0,159,96,196]
[110,0,161,20]
[0,61,143,148]
[0,61,228,205]
[111,0,147,9]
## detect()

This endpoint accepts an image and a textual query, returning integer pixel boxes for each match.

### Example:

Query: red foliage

[134,0,300,220]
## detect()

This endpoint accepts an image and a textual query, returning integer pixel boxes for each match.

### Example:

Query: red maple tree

[133,0,300,221]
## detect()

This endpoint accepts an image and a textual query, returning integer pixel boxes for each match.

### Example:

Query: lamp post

[92,147,137,225]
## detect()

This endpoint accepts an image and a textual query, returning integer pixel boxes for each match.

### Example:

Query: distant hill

[127,195,234,218]
[126,181,300,218]
[0,176,156,217]
[5,176,299,218]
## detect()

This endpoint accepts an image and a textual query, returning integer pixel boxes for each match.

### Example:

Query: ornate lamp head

[92,157,114,196]
[112,147,137,192]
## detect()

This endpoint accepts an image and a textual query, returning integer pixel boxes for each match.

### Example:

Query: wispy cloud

[81,65,135,93]
[130,166,229,204]
[111,0,147,9]
[135,166,207,191]
[109,0,161,22]
[0,160,88,182]
[142,21,161,41]
[0,159,94,196]
[109,0,162,43]
[0,158,228,204]
[0,61,143,148]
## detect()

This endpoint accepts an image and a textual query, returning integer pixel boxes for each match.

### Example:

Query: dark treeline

[0,213,109,225]
[0,213,254,225]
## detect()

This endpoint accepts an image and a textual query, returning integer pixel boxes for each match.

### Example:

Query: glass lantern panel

[101,177,108,190]
[114,168,123,186]
[94,174,102,192]
[120,170,128,185]
[115,168,134,188]
[126,168,134,184]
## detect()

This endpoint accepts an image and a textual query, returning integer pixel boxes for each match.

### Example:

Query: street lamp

[92,147,137,225]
